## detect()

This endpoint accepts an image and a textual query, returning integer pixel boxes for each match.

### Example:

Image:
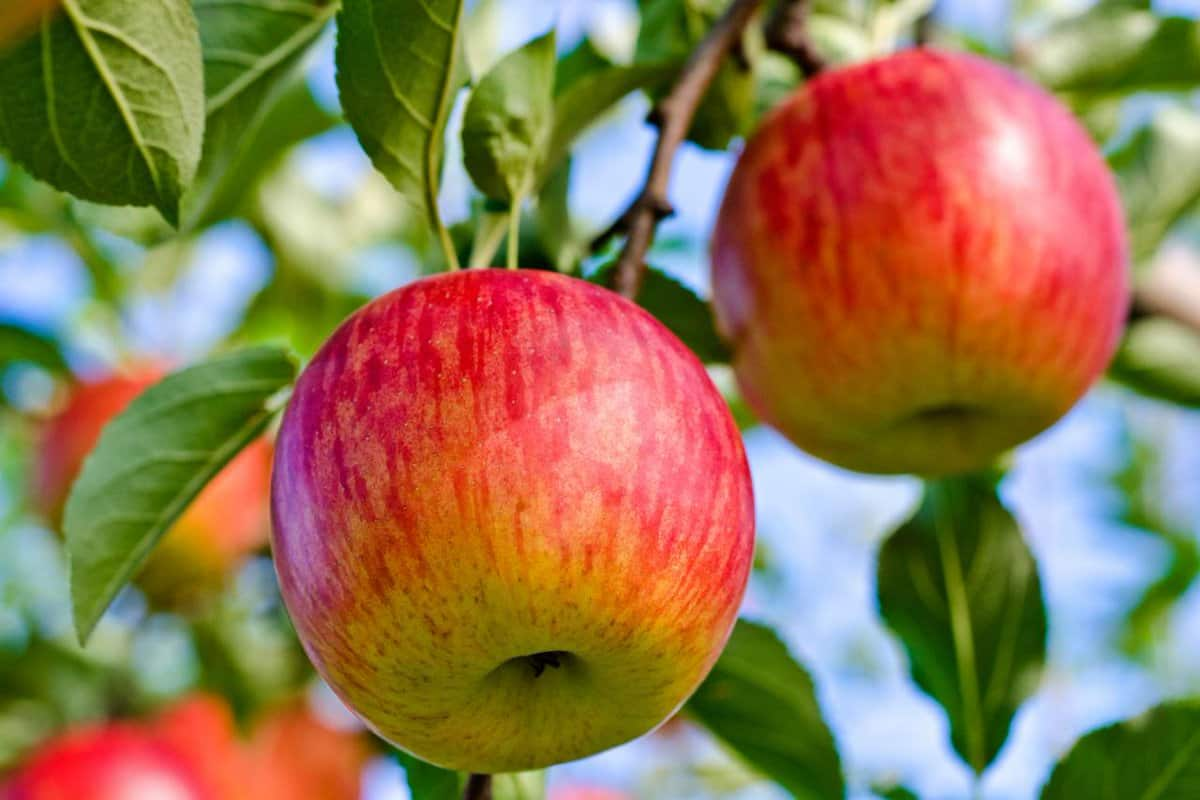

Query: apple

[549,788,631,800]
[32,366,273,608]
[711,48,1129,475]
[151,695,248,800]
[243,701,368,800]
[2,724,213,800]
[271,269,754,773]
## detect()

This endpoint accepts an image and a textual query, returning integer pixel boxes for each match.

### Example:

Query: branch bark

[463,774,492,800]
[603,0,766,300]
[764,0,825,76]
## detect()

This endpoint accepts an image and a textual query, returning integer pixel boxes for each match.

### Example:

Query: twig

[463,774,492,800]
[1132,248,1200,335]
[764,0,825,77]
[602,0,766,300]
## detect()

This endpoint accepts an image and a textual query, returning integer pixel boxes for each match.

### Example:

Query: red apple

[271,269,754,772]
[550,788,632,800]
[712,48,1129,475]
[243,701,368,800]
[151,695,248,800]
[32,366,273,607]
[2,724,213,800]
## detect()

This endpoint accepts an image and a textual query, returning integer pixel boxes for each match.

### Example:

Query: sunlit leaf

[66,348,297,643]
[687,619,846,800]
[0,0,205,223]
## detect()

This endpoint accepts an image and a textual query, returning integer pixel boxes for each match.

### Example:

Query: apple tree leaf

[0,0,205,224]
[0,323,68,374]
[336,0,465,257]
[65,347,297,644]
[393,751,464,800]
[462,31,556,203]
[1028,7,1200,95]
[1041,702,1200,798]
[877,476,1047,775]
[183,0,337,229]
[686,619,846,800]
[1111,318,1200,409]
[1107,105,1200,267]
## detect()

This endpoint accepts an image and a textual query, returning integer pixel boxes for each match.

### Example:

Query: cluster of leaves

[1,1,1200,799]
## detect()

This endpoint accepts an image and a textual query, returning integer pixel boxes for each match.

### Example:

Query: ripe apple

[32,366,273,608]
[243,701,368,800]
[549,787,631,800]
[2,724,213,800]
[271,269,754,773]
[151,695,248,800]
[712,48,1129,475]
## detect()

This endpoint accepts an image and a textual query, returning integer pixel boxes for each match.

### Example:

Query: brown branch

[915,2,939,46]
[603,0,767,300]
[764,0,825,77]
[463,774,492,800]
[1132,248,1200,335]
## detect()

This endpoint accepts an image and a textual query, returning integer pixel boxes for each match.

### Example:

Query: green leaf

[636,0,755,150]
[65,347,297,644]
[0,323,68,374]
[394,751,464,800]
[535,158,580,272]
[874,787,920,800]
[1041,702,1200,799]
[0,0,205,224]
[462,31,557,203]
[877,476,1047,774]
[590,264,731,363]
[1108,106,1200,266]
[336,0,465,263]
[1028,8,1200,95]
[183,0,336,230]
[686,619,846,800]
[1110,318,1200,408]
[543,58,678,184]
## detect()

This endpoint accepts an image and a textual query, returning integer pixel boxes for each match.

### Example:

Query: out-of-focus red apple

[271,269,754,772]
[32,365,273,607]
[151,695,248,800]
[2,724,213,800]
[243,702,369,800]
[712,48,1129,476]
[0,0,57,50]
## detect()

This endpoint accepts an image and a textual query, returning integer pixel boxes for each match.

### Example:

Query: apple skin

[32,366,273,607]
[550,788,631,800]
[2,724,214,800]
[712,48,1129,475]
[243,701,368,800]
[271,269,754,773]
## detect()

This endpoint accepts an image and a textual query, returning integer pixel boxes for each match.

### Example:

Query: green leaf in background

[0,324,68,374]
[1040,702,1200,799]
[183,0,337,229]
[874,787,920,800]
[1108,106,1200,267]
[877,476,1047,774]
[1111,318,1200,408]
[1027,7,1200,95]
[0,0,205,224]
[393,751,464,800]
[64,347,297,644]
[336,0,465,265]
[535,159,581,272]
[590,264,732,364]
[686,619,846,800]
[544,58,679,185]
[462,31,557,203]
[636,0,756,151]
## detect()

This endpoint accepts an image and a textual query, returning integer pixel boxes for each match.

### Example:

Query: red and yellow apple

[32,366,273,607]
[271,269,754,772]
[243,701,369,800]
[2,723,215,800]
[712,49,1129,475]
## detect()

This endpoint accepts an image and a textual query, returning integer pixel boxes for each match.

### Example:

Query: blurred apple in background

[1,721,216,800]
[244,701,369,800]
[0,0,57,50]
[549,788,632,800]
[32,365,273,609]
[272,269,755,772]
[712,49,1129,476]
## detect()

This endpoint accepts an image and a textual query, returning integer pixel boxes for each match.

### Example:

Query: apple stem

[597,0,767,300]
[764,0,826,76]
[464,773,492,800]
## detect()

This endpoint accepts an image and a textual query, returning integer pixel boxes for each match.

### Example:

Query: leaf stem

[507,192,524,271]
[764,0,826,76]
[464,773,492,800]
[599,0,766,300]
